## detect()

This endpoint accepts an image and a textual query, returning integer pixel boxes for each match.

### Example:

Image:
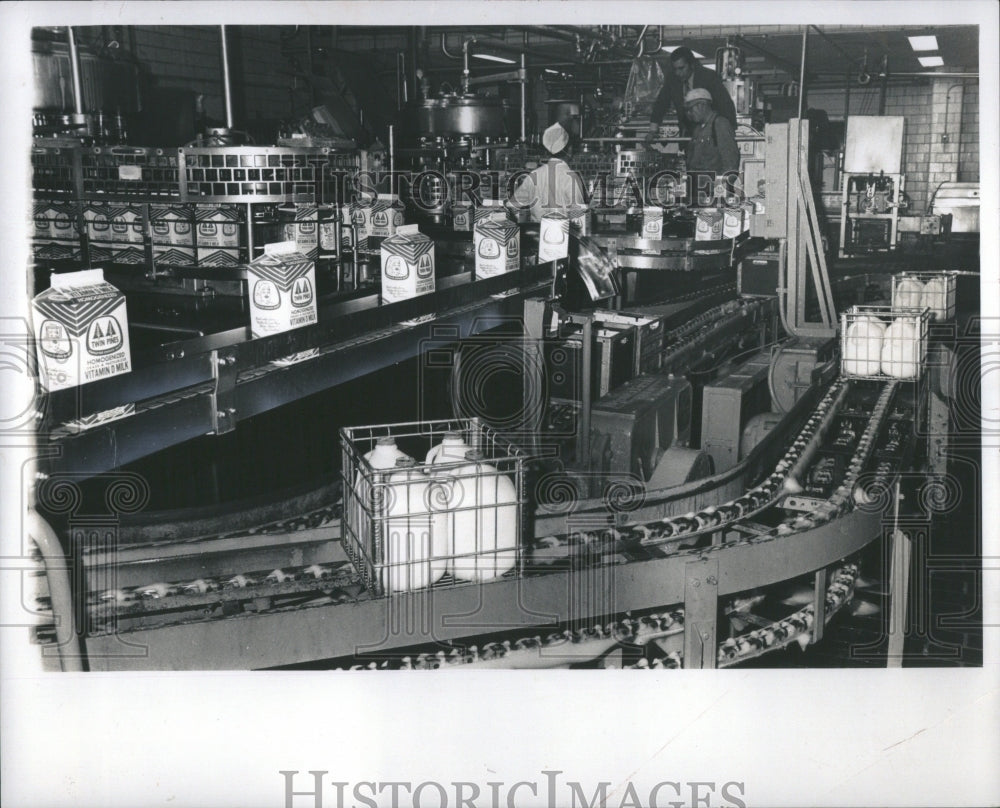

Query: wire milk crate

[340,418,530,597]
[890,271,957,322]
[840,304,931,381]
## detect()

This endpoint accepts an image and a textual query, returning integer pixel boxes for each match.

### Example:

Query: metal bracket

[210,348,239,434]
[683,557,719,669]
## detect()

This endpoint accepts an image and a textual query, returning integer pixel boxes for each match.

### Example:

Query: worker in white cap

[683,87,741,202]
[511,121,588,222]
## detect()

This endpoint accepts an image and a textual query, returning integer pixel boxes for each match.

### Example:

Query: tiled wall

[808,76,980,213]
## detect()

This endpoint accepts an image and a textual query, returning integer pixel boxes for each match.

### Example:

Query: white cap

[684,88,713,106]
[542,122,570,154]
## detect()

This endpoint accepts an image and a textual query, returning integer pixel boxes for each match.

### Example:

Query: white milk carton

[539,211,570,262]
[246,241,318,338]
[368,194,405,238]
[473,218,520,279]
[452,202,473,232]
[32,268,132,391]
[380,224,436,303]
[722,206,744,239]
[474,199,511,225]
[567,205,592,236]
[641,206,664,239]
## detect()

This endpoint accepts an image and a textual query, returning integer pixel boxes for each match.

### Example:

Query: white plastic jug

[843,315,886,376]
[438,450,518,582]
[351,437,409,550]
[894,277,924,308]
[920,276,949,320]
[881,316,920,378]
[425,431,474,467]
[378,458,438,592]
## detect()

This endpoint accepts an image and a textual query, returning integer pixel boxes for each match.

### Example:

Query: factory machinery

[24,27,962,671]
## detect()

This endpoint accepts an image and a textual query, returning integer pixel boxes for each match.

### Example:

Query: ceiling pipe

[65,26,85,117]
[440,31,587,67]
[219,25,234,129]
[809,24,858,68]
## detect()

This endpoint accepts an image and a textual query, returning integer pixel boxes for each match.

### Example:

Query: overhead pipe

[809,24,857,68]
[219,25,234,129]
[441,31,586,67]
[65,26,85,118]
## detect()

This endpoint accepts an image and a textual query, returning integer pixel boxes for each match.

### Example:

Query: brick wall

[810,76,980,212]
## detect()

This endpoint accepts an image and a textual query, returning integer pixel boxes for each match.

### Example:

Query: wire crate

[840,304,931,381]
[890,271,957,322]
[340,418,530,597]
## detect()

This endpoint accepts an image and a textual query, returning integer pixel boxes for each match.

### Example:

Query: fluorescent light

[908,35,939,51]
[918,55,944,67]
[474,54,515,64]
[661,45,704,58]
[703,63,716,70]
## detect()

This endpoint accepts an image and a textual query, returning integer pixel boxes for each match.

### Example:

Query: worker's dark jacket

[650,64,738,136]
[686,111,741,175]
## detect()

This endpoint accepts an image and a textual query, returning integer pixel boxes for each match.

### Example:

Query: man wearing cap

[644,47,737,144]
[512,121,588,222]
[683,88,741,175]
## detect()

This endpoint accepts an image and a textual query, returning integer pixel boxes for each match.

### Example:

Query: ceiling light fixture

[908,35,939,51]
[918,55,944,67]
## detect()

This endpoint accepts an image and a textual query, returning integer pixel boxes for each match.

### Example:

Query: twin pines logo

[87,316,123,354]
[416,253,433,279]
[372,210,389,228]
[291,277,314,308]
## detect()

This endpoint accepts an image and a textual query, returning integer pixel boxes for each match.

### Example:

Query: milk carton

[149,204,195,246]
[722,206,744,239]
[473,218,520,278]
[452,202,473,232]
[380,225,436,303]
[474,199,511,225]
[641,206,664,239]
[567,205,592,236]
[245,241,318,338]
[695,209,724,241]
[539,211,570,262]
[195,204,242,248]
[32,268,132,391]
[368,194,405,238]
[282,205,320,260]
